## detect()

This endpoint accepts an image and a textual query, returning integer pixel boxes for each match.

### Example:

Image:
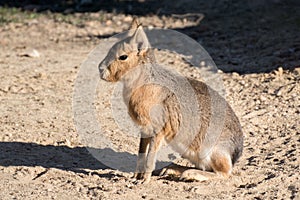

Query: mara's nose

[98,62,109,80]
[98,62,104,75]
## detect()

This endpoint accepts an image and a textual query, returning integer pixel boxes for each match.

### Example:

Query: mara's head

[98,24,151,82]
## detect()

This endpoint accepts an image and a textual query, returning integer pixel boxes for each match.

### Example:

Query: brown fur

[105,51,140,82]
[211,152,232,176]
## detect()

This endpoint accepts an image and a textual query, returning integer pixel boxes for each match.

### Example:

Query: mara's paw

[132,172,152,184]
[132,172,143,180]
[158,163,188,177]
[179,169,213,182]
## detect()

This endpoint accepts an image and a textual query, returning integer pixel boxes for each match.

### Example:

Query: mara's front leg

[133,137,151,179]
[134,133,164,184]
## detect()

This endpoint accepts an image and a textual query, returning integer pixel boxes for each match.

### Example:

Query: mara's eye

[118,55,128,60]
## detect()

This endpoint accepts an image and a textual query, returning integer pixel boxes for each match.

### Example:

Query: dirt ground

[0,0,299,199]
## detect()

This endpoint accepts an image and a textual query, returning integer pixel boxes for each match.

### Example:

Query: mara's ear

[130,25,150,54]
[126,17,140,37]
[129,17,140,30]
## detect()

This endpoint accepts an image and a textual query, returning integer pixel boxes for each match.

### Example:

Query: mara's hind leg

[210,151,233,177]
[180,152,232,182]
[156,164,217,182]
[155,163,191,177]
[157,163,215,182]
[180,169,217,182]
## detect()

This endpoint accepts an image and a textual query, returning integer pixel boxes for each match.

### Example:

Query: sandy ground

[0,1,299,199]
